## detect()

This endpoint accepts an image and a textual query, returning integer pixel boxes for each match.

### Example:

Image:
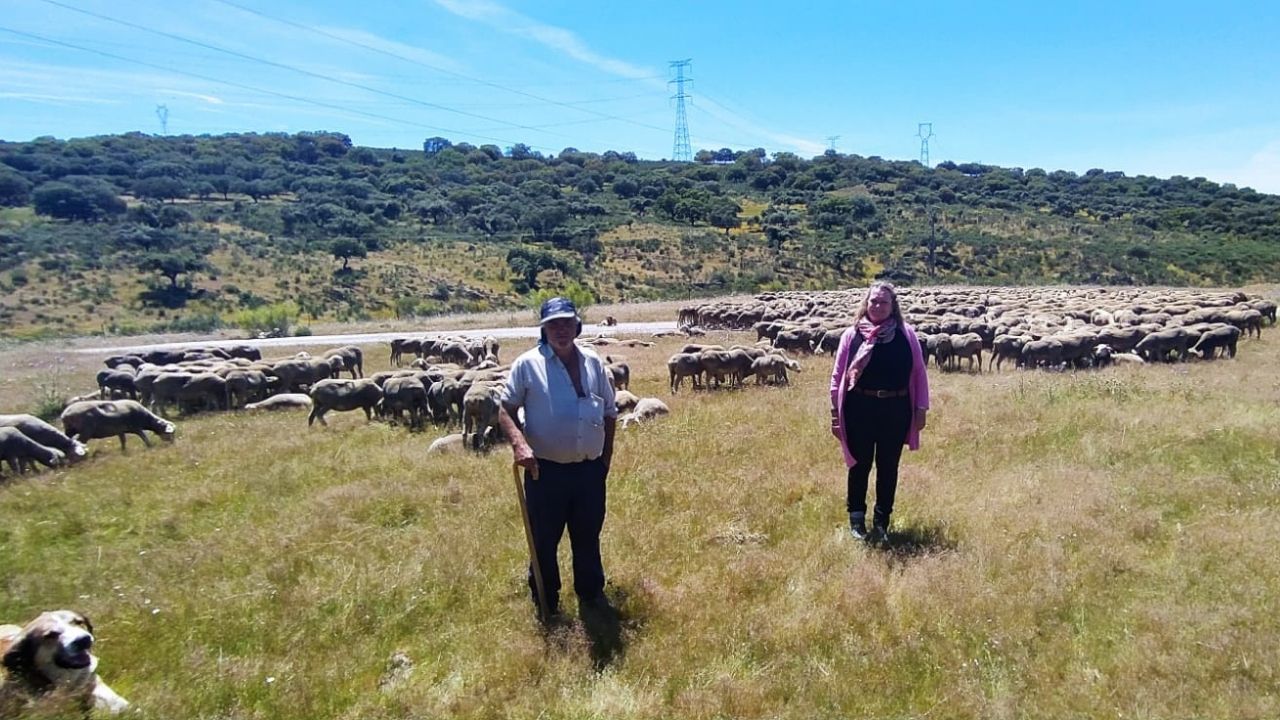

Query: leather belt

[849,387,909,398]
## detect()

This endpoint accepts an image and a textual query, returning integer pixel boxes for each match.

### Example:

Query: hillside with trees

[1,131,1278,338]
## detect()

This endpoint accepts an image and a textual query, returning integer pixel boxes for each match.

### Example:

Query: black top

[849,329,913,391]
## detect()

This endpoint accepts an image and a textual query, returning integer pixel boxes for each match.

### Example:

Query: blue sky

[2,0,1279,192]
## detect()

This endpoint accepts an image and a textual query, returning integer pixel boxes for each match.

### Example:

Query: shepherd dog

[0,610,129,716]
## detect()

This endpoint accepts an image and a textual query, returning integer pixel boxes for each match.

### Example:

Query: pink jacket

[829,323,930,468]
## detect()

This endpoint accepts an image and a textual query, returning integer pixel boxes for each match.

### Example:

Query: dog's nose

[69,635,93,652]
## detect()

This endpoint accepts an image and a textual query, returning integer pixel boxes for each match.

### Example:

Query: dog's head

[1,611,98,692]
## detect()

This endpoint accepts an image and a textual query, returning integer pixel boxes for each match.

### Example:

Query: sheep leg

[118,434,129,452]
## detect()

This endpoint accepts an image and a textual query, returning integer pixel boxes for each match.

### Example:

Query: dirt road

[73,321,679,355]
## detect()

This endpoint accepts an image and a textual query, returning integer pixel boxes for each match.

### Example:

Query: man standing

[498,297,617,621]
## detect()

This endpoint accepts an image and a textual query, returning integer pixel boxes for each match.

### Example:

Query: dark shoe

[849,512,868,541]
[868,523,890,547]
[537,604,565,626]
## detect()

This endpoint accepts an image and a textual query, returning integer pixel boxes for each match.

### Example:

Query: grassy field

[1,313,1278,718]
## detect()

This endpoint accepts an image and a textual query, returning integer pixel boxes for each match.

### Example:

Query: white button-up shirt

[501,342,617,464]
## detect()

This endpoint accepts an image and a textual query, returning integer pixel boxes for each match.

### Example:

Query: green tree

[134,176,189,203]
[138,250,210,288]
[32,181,125,221]
[0,167,32,206]
[330,238,367,270]
[708,198,742,235]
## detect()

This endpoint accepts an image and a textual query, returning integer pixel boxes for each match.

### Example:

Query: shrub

[529,280,595,323]
[230,301,299,337]
[158,312,224,333]
[30,360,69,422]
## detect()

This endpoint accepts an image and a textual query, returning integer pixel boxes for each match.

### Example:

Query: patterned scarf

[845,317,898,391]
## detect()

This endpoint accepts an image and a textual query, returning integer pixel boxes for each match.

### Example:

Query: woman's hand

[913,408,928,431]
[830,409,841,437]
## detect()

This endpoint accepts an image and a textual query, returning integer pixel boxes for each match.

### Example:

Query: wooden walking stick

[513,463,551,621]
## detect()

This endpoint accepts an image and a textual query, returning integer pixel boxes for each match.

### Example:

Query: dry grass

[1,312,1278,719]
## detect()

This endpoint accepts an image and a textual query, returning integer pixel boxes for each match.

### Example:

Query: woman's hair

[851,281,906,326]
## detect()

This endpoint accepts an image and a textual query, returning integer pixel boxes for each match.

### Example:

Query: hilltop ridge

[1,131,1278,338]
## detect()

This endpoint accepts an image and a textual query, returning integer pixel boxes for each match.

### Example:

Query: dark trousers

[842,394,912,525]
[525,457,607,610]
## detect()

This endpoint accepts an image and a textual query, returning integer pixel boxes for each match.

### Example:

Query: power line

[0,25,556,151]
[669,59,692,162]
[38,0,573,142]
[208,0,673,137]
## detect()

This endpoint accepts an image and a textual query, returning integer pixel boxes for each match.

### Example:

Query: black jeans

[525,457,607,611]
[842,393,912,524]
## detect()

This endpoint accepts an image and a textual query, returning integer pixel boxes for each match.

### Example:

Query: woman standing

[829,283,930,545]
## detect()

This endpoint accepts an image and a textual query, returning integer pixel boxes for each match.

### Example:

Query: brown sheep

[667,353,704,394]
[0,415,88,462]
[60,400,176,451]
[462,381,502,450]
[0,428,64,476]
[381,376,430,429]
[308,379,383,427]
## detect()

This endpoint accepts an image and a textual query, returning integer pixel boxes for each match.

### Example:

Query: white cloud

[313,25,466,75]
[160,89,224,105]
[696,93,827,157]
[1230,140,1280,194]
[431,0,826,155]
[0,91,119,105]
[434,0,655,81]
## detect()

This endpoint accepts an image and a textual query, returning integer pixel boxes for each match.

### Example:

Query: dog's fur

[0,610,129,715]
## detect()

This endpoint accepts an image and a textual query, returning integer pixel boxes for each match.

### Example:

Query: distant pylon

[916,122,934,166]
[826,135,840,153]
[669,59,693,162]
[155,104,169,135]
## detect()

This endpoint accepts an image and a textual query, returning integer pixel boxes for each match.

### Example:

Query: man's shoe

[849,512,868,541]
[537,604,565,626]
[869,524,890,547]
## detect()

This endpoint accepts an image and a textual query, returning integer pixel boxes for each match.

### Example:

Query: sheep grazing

[0,414,88,462]
[667,353,704,394]
[462,382,502,451]
[0,427,65,476]
[323,346,365,379]
[606,361,631,391]
[60,400,176,452]
[381,376,430,429]
[308,379,383,427]
[620,398,670,429]
[751,355,802,385]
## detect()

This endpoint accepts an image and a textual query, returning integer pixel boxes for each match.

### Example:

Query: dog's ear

[2,631,36,677]
[73,613,93,637]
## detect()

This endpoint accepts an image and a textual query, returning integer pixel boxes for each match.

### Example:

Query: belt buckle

[874,389,890,398]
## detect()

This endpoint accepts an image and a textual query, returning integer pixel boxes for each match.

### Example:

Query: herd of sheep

[2,285,1272,481]
[0,332,674,477]
[679,286,1274,372]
